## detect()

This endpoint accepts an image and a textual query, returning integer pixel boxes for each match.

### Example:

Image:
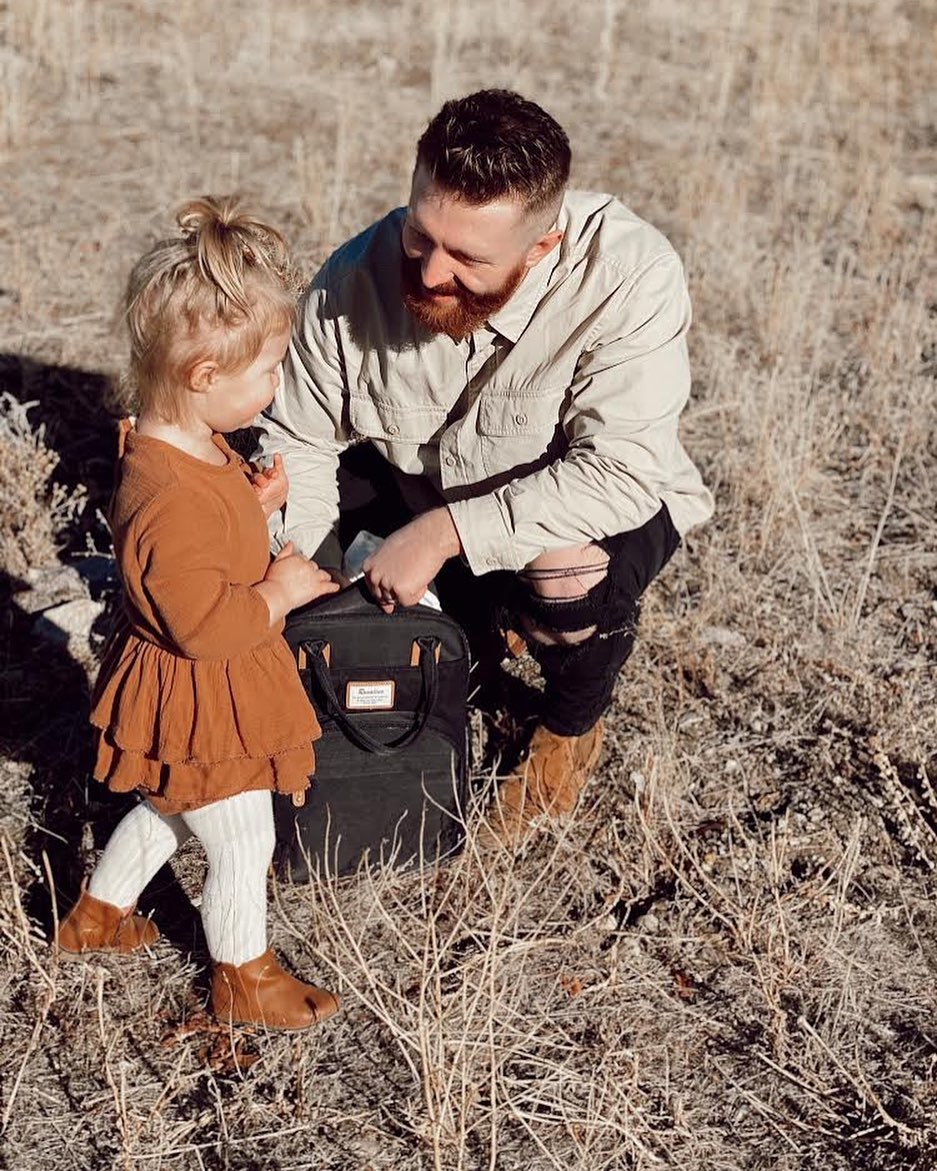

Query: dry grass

[0,391,86,577]
[1,0,936,1167]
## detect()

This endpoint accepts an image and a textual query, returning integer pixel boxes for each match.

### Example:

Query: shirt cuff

[447,495,526,575]
[281,520,333,560]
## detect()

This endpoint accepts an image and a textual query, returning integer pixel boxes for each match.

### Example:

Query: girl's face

[196,327,291,433]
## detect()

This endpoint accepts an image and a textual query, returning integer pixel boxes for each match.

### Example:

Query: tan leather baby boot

[56,888,160,955]
[211,948,340,1031]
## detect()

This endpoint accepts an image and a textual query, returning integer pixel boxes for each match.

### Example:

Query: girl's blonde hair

[123,196,297,423]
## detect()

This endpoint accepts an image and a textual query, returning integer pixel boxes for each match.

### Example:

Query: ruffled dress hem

[93,729,315,815]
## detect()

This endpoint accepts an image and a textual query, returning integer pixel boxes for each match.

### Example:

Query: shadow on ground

[0,353,204,959]
[0,352,117,555]
[1,566,205,959]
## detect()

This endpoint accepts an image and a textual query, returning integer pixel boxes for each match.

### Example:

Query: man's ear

[525,228,563,269]
[188,360,217,393]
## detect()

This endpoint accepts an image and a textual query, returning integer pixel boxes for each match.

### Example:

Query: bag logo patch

[345,680,396,711]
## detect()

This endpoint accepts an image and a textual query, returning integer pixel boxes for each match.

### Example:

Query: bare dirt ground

[1,1,936,1168]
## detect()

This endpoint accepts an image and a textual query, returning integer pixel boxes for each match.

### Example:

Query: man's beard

[400,251,526,342]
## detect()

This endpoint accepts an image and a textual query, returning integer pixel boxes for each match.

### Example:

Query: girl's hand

[251,453,288,518]
[256,541,340,623]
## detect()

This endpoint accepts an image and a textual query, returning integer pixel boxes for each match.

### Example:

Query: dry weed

[0,393,86,577]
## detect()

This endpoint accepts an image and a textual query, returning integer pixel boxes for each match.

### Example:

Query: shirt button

[387,423,400,436]
[445,455,456,467]
[514,412,528,426]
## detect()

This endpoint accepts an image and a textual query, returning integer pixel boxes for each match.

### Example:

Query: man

[257,89,713,845]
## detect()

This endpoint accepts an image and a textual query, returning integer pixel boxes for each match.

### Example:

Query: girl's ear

[188,360,218,393]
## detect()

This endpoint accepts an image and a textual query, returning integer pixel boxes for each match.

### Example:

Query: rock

[699,625,746,650]
[17,564,88,614]
[16,557,117,615]
[34,598,105,656]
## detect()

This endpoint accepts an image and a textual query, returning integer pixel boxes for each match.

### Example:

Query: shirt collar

[482,202,569,344]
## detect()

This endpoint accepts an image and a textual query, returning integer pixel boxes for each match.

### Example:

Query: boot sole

[214,1001,340,1032]
[55,937,159,959]
[215,1017,329,1033]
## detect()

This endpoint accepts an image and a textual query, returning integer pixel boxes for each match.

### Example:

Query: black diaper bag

[275,581,471,880]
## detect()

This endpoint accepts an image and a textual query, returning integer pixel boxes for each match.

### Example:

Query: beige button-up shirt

[257,191,713,573]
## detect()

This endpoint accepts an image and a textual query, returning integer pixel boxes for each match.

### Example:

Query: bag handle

[302,636,440,757]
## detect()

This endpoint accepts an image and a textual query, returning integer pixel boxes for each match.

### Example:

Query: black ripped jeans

[315,445,681,738]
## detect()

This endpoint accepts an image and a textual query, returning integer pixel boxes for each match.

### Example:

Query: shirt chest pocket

[349,394,442,443]
[476,393,563,438]
[473,392,567,479]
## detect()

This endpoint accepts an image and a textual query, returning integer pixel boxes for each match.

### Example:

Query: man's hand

[363,507,462,612]
[251,453,288,518]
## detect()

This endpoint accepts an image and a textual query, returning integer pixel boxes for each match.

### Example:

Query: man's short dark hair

[415,90,571,217]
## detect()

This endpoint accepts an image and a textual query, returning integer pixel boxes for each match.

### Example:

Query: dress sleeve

[134,488,273,659]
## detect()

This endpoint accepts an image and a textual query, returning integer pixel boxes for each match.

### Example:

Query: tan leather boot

[56,888,159,955]
[479,720,604,850]
[211,948,340,1031]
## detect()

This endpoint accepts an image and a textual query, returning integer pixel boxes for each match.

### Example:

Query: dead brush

[0,393,86,577]
[629,746,937,1159]
[271,798,689,1170]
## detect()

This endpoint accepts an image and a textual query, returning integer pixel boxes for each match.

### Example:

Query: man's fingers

[364,571,429,607]
[366,578,395,608]
[254,455,285,485]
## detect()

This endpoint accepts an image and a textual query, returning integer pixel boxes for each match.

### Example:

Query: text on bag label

[345,680,396,711]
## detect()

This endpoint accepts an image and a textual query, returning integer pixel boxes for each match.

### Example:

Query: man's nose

[421,248,453,290]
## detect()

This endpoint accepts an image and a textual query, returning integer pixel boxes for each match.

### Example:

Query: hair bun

[176,195,242,240]
[172,195,292,314]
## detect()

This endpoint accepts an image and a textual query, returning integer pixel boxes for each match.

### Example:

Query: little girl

[57,196,341,1032]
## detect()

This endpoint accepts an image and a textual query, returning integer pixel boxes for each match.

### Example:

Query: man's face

[400,164,559,341]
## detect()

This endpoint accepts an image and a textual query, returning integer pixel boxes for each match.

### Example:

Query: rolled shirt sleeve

[448,254,695,573]
[254,275,351,558]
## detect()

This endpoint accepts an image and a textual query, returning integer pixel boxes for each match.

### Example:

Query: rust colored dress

[90,424,319,814]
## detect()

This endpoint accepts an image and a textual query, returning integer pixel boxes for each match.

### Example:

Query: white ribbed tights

[87,789,275,965]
